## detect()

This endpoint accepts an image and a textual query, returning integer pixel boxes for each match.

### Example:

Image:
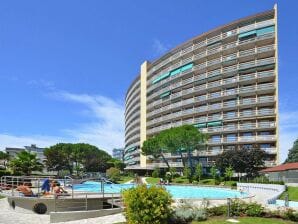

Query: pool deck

[0,198,126,224]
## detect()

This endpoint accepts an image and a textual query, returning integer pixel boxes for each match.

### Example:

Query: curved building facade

[125,6,279,171]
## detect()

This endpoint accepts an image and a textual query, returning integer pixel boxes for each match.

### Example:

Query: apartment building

[124,6,279,171]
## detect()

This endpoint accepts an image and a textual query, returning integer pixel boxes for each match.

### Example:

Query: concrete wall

[7,196,106,214]
[50,208,122,223]
[237,183,285,204]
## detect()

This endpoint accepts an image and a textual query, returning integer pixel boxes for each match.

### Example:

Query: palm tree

[9,151,43,175]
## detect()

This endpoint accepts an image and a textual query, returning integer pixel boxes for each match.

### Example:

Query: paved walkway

[0,198,126,224]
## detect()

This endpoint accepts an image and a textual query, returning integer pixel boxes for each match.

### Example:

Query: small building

[261,162,298,183]
[112,148,124,161]
[5,144,46,163]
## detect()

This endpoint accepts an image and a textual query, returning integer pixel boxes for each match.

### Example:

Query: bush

[283,209,298,222]
[229,200,264,217]
[0,170,11,177]
[152,168,160,178]
[106,167,121,183]
[122,185,172,224]
[171,203,207,223]
[245,202,264,217]
[207,205,226,216]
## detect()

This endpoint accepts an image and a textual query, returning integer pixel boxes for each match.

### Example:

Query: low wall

[237,183,285,204]
[50,208,123,223]
[7,196,105,214]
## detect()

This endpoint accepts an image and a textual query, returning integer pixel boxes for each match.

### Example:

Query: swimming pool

[73,181,248,199]
[275,200,298,208]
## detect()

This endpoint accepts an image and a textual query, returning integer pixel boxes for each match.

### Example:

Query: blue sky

[0,0,297,161]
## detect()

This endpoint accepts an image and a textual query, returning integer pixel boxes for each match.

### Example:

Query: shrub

[207,205,226,216]
[283,209,298,222]
[122,185,172,224]
[152,168,160,178]
[183,166,192,183]
[106,167,121,183]
[171,205,207,223]
[0,170,11,177]
[245,202,264,217]
[229,200,264,217]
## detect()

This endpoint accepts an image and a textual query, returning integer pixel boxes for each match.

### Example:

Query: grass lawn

[173,176,190,184]
[117,176,133,184]
[146,177,160,184]
[192,217,296,224]
[279,186,298,201]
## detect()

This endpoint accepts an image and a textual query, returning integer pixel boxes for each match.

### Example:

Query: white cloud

[152,39,168,55]
[0,91,125,154]
[0,134,68,150]
[55,91,125,153]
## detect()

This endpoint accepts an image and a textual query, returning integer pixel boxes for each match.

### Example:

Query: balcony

[263,148,277,155]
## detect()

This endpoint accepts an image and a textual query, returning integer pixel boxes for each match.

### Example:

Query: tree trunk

[187,149,194,175]
[160,153,170,170]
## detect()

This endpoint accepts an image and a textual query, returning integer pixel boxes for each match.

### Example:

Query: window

[243,132,253,136]
[260,144,271,149]
[227,134,237,142]
[243,144,253,149]
[211,135,221,143]
[226,111,236,118]
[259,131,270,136]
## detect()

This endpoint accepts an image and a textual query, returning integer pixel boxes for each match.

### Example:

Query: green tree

[9,151,43,175]
[183,166,192,183]
[44,143,73,175]
[142,135,171,169]
[44,143,112,175]
[106,167,121,183]
[173,125,208,173]
[107,158,126,171]
[195,163,203,181]
[215,146,266,178]
[224,166,233,181]
[285,138,298,163]
[0,151,10,169]
[210,165,217,180]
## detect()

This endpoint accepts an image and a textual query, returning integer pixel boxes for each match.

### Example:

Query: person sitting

[53,183,68,195]
[16,183,36,197]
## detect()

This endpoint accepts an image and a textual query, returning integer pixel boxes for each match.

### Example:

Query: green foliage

[44,143,111,175]
[245,203,264,217]
[207,205,227,216]
[183,166,192,183]
[152,167,160,178]
[171,201,207,223]
[224,166,233,181]
[142,125,208,171]
[283,209,298,222]
[229,200,264,217]
[210,165,217,179]
[0,170,11,177]
[285,138,298,163]
[122,185,172,224]
[106,167,121,183]
[195,163,203,181]
[216,146,266,177]
[9,151,43,175]
[108,158,125,170]
[142,135,170,169]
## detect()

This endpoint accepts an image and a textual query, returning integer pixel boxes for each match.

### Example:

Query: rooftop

[261,162,298,173]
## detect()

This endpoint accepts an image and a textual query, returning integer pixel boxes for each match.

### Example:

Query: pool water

[73,181,248,199]
[275,200,298,208]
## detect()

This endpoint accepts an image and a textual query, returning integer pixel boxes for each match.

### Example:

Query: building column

[140,61,149,168]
